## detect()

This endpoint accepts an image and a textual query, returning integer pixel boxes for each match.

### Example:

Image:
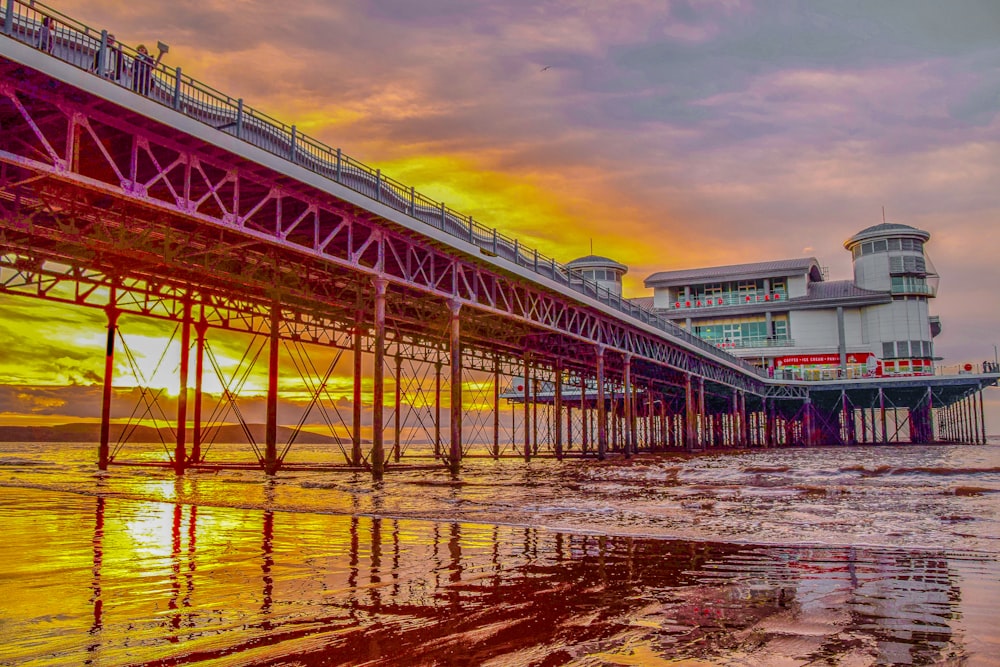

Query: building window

[883,342,895,358]
[897,341,909,357]
[891,276,929,294]
[888,238,901,251]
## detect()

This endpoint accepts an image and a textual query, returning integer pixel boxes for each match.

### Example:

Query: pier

[1,0,996,479]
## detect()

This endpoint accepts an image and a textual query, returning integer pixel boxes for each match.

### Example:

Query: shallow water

[1,439,998,665]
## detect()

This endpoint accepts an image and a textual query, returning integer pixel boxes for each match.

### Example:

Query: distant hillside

[0,423,342,444]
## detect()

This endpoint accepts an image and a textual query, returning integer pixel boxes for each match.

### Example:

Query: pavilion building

[632,223,940,380]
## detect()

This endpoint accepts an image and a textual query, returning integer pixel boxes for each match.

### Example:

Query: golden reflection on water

[1,485,997,666]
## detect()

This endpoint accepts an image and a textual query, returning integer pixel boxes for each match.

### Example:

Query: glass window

[910,341,921,358]
[773,320,788,337]
[888,238,901,251]
[883,342,895,358]
[862,242,874,255]
[852,246,861,259]
[874,239,888,252]
[897,341,909,357]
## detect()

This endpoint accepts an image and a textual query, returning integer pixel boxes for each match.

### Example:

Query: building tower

[844,222,938,375]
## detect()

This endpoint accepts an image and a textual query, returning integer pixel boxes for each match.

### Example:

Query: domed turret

[844,222,934,296]
[566,255,628,297]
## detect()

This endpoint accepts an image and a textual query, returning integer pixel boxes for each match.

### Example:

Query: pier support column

[191,318,207,464]
[393,352,402,462]
[697,376,706,448]
[352,311,364,467]
[371,279,387,481]
[434,361,442,458]
[730,389,739,448]
[684,373,695,451]
[622,354,632,458]
[448,301,462,477]
[596,346,607,460]
[98,301,120,471]
[523,352,532,462]
[554,360,563,460]
[264,304,281,475]
[174,299,193,475]
[879,388,887,444]
[492,357,501,460]
[566,377,574,454]
[802,399,814,446]
[739,391,749,447]
[581,373,590,455]
[765,398,775,447]
[979,389,988,445]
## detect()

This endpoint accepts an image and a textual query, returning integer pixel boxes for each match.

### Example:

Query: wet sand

[1,480,998,666]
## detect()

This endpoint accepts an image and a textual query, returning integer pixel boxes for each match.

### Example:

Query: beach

[1,439,998,665]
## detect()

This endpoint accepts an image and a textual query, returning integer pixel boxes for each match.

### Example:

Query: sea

[1,437,998,666]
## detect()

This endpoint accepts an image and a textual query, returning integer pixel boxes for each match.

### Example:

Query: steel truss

[0,60,764,398]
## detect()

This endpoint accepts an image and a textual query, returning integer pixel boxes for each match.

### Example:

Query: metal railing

[1,0,766,377]
[711,337,795,350]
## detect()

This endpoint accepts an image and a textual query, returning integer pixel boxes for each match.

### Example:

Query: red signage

[777,353,875,366]
[777,353,882,377]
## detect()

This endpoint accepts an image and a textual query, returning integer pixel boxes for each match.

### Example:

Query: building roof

[645,258,822,288]
[566,255,628,272]
[844,222,930,248]
[630,295,654,310]
[803,280,888,301]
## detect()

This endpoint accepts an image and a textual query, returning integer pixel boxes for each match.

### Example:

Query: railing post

[290,125,297,161]
[375,168,381,202]
[409,186,415,215]
[514,239,520,265]
[4,0,15,37]
[492,228,498,255]
[173,66,182,109]
[533,249,538,272]
[468,216,474,243]
[440,201,446,229]
[335,148,342,182]
[235,98,244,139]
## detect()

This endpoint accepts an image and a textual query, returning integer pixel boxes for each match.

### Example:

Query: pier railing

[1,0,766,376]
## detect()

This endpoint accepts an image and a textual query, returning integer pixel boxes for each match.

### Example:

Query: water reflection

[0,486,993,665]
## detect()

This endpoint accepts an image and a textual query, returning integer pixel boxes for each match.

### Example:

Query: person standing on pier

[36,17,55,53]
[131,44,164,95]
[92,33,124,82]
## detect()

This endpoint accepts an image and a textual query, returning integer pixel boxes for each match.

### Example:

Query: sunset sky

[1,0,998,430]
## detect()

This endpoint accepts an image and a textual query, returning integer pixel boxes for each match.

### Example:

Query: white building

[634,223,939,380]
